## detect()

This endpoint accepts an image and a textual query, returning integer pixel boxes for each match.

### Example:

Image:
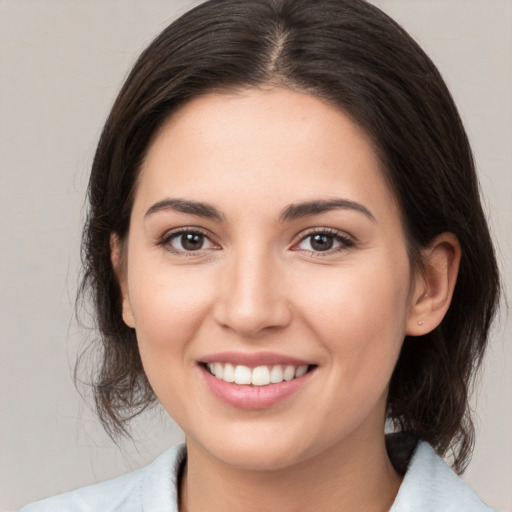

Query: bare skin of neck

[178,433,402,512]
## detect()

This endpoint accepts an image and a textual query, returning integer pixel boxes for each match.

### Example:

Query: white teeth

[223,363,235,382]
[283,365,295,381]
[270,365,284,383]
[295,365,308,378]
[234,365,252,385]
[206,362,311,386]
[251,366,271,386]
[214,362,223,379]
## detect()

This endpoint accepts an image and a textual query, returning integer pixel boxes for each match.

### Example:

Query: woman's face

[118,88,421,470]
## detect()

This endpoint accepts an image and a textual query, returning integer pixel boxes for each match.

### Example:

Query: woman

[17,0,501,510]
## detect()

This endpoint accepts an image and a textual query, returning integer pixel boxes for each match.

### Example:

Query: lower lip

[200,366,314,410]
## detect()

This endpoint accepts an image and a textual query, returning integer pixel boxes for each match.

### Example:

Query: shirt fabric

[16,437,497,512]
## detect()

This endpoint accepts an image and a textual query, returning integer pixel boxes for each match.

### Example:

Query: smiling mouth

[201,362,317,386]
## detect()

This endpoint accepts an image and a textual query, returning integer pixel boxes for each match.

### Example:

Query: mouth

[200,362,317,386]
[198,352,318,409]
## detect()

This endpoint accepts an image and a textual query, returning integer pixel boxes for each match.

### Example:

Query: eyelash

[291,228,355,256]
[157,227,355,256]
[158,227,219,255]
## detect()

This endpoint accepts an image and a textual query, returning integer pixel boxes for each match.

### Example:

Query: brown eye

[310,234,334,251]
[180,233,205,251]
[166,230,216,252]
[294,230,354,254]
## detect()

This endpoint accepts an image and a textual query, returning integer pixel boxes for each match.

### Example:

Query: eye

[293,229,354,254]
[161,229,218,253]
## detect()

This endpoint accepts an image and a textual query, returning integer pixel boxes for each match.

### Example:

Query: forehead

[136,87,399,222]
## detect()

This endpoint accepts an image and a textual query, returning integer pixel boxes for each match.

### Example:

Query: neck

[179,434,402,512]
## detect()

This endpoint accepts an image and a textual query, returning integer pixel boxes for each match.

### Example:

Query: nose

[213,247,292,338]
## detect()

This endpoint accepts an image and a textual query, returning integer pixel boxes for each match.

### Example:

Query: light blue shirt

[15,440,497,511]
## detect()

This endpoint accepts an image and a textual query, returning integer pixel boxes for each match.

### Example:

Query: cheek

[126,265,217,416]
[127,261,215,356]
[296,257,411,372]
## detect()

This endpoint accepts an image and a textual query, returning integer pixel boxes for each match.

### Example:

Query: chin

[216,445,308,472]
[189,426,317,472]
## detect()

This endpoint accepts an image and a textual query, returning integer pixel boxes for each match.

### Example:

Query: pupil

[182,233,203,250]
[311,234,333,251]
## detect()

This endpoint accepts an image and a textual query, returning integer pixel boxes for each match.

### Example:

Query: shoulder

[390,437,497,512]
[14,445,185,512]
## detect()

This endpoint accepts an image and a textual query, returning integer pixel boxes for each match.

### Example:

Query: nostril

[213,299,293,337]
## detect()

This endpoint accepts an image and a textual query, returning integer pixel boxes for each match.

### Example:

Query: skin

[114,87,460,512]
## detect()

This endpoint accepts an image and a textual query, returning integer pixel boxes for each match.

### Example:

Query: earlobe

[110,233,135,329]
[406,232,461,336]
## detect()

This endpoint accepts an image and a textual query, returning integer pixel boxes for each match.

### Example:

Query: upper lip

[199,351,313,368]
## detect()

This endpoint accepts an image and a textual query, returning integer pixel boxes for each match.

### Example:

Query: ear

[110,233,135,328]
[406,232,461,336]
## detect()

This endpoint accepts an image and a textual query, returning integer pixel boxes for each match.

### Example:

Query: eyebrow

[144,197,375,223]
[279,199,375,222]
[145,198,224,221]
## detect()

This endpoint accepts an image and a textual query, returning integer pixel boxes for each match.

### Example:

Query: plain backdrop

[0,1,511,510]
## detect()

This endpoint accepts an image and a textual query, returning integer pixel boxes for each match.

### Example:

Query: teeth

[283,365,295,381]
[295,365,308,378]
[214,362,223,379]
[234,365,252,385]
[251,366,271,386]
[206,362,311,386]
[270,365,283,383]
[223,363,235,382]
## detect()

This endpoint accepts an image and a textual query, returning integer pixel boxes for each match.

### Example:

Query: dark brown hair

[78,0,500,473]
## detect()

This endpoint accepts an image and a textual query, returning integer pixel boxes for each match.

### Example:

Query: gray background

[0,1,510,510]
